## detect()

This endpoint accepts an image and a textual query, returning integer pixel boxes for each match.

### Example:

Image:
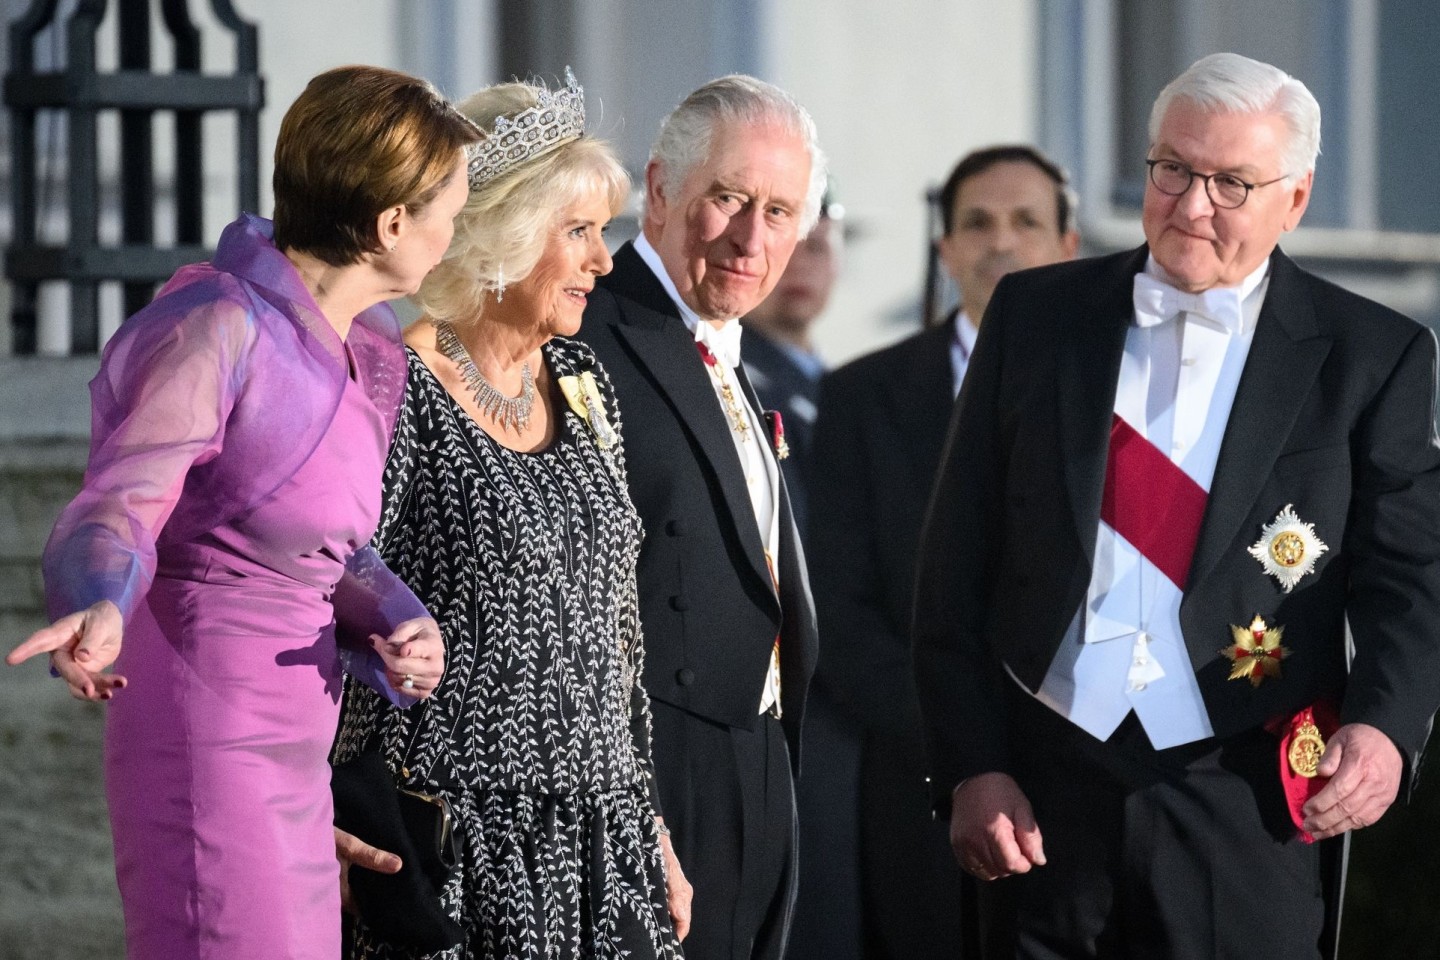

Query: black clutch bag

[331,749,465,951]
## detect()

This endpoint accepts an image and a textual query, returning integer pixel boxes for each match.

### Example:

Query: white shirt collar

[634,233,710,332]
[1141,254,1271,337]
[954,310,979,356]
[948,310,980,397]
[634,232,745,364]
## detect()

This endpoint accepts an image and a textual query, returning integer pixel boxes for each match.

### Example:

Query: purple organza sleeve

[42,290,252,622]
[332,545,430,707]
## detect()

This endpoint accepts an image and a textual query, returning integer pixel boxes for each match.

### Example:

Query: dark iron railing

[4,0,261,354]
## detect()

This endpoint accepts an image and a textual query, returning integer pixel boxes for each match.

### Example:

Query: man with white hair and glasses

[914,52,1440,958]
[577,76,822,960]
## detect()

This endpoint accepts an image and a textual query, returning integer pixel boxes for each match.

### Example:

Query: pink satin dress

[104,358,386,958]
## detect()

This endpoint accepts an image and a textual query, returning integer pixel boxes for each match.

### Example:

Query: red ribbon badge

[766,410,790,460]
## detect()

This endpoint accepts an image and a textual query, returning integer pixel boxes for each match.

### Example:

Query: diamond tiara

[466,67,586,188]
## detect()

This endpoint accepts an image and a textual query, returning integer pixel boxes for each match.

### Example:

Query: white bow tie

[1132,273,1244,333]
[694,319,744,369]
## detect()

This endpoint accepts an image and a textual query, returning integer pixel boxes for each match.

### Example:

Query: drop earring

[496,263,506,302]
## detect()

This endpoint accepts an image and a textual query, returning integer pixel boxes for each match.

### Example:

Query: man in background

[805,145,1077,958]
[741,191,855,960]
[741,191,844,535]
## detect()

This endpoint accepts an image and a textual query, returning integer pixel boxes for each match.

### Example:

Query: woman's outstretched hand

[6,600,127,701]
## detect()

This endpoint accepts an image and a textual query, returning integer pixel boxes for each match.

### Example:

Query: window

[1042,0,1440,236]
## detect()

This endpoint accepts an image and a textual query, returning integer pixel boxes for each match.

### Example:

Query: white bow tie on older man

[1132,272,1244,334]
[693,319,745,368]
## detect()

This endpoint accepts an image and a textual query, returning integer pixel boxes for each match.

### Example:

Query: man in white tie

[802,143,1079,960]
[575,76,822,960]
[914,52,1440,959]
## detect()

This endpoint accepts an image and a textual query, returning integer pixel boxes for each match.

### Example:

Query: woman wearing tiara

[332,73,689,960]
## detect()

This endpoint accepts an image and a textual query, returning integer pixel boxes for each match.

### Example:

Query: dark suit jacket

[810,315,956,736]
[809,315,967,960]
[742,330,823,534]
[914,246,1440,803]
[576,242,818,768]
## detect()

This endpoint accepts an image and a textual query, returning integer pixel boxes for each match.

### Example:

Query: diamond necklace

[434,320,535,432]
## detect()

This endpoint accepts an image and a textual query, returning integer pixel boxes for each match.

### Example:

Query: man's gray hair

[649,74,828,234]
[1149,52,1321,179]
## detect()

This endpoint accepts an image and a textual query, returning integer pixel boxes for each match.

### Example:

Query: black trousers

[787,693,865,960]
[650,701,797,960]
[860,730,966,960]
[978,684,1326,960]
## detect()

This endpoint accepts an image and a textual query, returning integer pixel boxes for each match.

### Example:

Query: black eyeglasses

[1145,158,1289,209]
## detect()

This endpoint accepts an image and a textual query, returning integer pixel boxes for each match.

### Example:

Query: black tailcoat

[576,242,817,756]
[915,243,1440,810]
[914,245,1440,955]
[575,242,819,960]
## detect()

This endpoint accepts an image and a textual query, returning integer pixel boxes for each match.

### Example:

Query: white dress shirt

[1028,256,1272,749]
[949,311,979,398]
[634,234,784,715]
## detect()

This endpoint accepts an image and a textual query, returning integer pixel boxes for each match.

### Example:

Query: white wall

[237,0,405,226]
[768,0,1040,363]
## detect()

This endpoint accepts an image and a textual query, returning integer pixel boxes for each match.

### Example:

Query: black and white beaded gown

[334,338,681,960]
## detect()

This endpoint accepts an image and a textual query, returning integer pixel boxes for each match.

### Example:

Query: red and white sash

[1100,414,1208,591]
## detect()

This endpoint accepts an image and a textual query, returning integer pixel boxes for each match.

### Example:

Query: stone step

[0,360,119,954]
[0,442,85,616]
[0,636,122,958]
[0,465,82,560]
[0,559,44,614]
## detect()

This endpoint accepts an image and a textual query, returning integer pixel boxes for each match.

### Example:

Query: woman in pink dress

[6,66,480,959]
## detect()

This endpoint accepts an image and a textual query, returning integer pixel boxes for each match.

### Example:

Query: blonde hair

[415,82,631,325]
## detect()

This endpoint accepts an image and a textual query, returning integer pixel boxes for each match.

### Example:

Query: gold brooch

[1287,719,1326,778]
[557,371,618,450]
[1221,615,1290,687]
[1247,504,1328,593]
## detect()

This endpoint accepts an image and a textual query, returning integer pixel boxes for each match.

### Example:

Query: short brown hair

[272,65,481,266]
[938,144,1074,236]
